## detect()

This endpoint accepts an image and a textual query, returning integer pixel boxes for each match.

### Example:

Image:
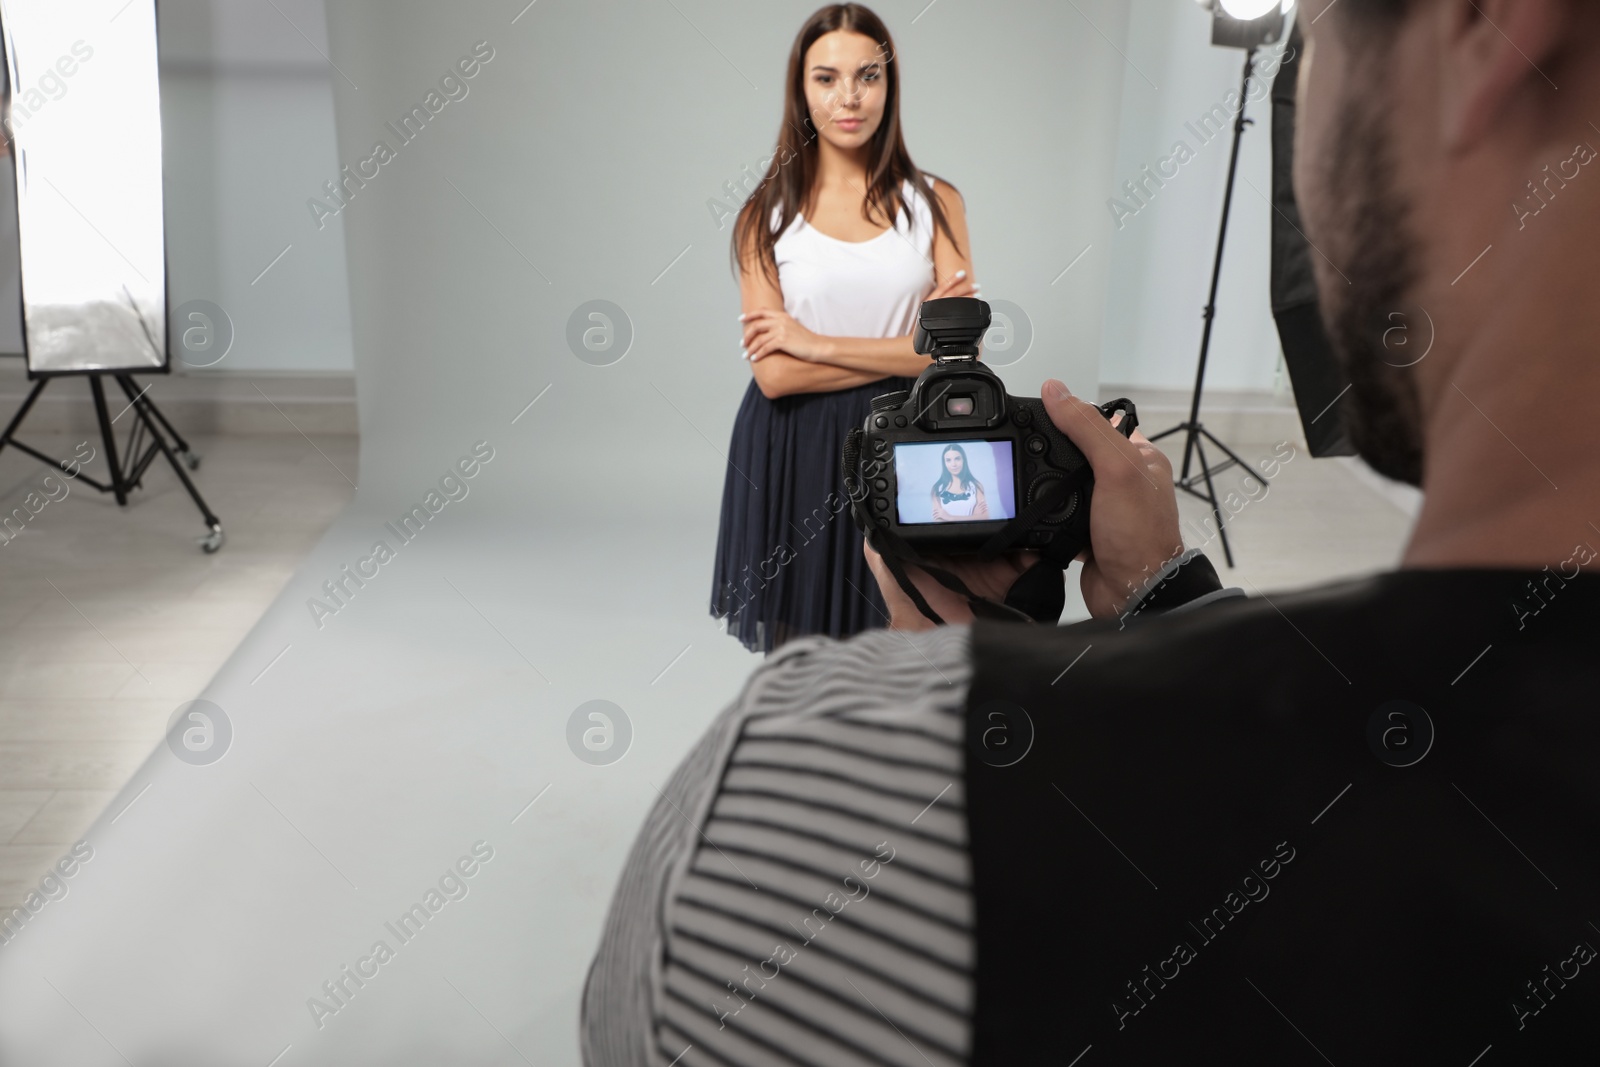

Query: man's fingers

[1041,378,1140,476]
[1142,448,1171,476]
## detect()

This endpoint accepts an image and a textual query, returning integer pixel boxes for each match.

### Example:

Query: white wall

[161,0,354,374]
[321,0,1134,510]
[1099,0,1288,393]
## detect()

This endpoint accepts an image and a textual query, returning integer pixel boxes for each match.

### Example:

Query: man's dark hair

[1342,0,1413,26]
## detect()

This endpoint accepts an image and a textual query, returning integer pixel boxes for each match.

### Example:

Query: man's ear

[1439,0,1566,151]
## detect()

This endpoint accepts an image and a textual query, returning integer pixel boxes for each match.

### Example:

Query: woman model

[710,2,978,654]
[930,443,990,522]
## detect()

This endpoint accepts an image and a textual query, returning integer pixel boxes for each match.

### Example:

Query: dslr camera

[846,297,1134,556]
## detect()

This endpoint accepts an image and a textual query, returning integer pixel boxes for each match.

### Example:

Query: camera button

[871,390,910,411]
[1026,435,1047,456]
[875,415,889,429]
[893,415,908,428]
[876,517,890,528]
[1014,408,1032,426]
[1027,473,1079,525]
[874,478,889,491]
[875,498,888,511]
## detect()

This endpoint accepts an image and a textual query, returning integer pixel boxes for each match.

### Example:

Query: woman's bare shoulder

[924,176,965,214]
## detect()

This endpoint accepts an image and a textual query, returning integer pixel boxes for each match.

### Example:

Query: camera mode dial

[1026,471,1080,526]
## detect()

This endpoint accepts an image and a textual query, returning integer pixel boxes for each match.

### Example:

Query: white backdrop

[160,0,357,375]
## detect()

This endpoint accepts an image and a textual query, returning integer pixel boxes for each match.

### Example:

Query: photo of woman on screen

[709,2,979,654]
[929,442,989,522]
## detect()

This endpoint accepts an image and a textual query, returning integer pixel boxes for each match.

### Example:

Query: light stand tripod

[1148,45,1265,569]
[0,371,224,552]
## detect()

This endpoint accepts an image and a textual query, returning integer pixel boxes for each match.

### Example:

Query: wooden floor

[0,430,357,909]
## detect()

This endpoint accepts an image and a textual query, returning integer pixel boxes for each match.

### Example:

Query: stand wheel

[198,524,224,554]
[182,450,202,471]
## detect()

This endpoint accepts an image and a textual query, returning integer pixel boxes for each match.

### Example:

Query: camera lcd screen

[893,439,1017,525]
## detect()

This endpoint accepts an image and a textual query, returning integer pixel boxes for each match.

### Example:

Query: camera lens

[947,395,974,416]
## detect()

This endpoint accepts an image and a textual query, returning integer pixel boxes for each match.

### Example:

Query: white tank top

[770,175,937,341]
[938,485,978,516]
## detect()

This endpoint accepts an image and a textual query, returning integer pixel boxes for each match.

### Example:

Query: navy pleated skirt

[711,374,916,654]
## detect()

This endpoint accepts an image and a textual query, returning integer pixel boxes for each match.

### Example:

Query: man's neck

[1403,224,1600,570]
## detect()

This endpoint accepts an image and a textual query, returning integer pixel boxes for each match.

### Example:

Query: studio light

[1219,0,1277,18]
[1200,0,1294,16]
[1150,0,1296,566]
[1194,0,1291,49]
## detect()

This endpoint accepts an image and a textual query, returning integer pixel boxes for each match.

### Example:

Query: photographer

[583,0,1600,1063]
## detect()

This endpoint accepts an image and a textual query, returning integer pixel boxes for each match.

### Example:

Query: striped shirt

[581,624,974,1067]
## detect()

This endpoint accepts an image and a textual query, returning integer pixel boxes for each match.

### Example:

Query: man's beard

[1315,79,1427,487]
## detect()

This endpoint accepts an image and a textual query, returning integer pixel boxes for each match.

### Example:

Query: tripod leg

[1178,424,1202,484]
[120,375,196,460]
[114,375,223,536]
[0,378,49,460]
[1199,426,1269,486]
[89,376,129,506]
[1193,435,1235,569]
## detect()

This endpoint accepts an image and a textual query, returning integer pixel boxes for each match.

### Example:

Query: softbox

[0,0,168,375]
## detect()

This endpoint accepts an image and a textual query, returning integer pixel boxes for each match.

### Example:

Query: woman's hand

[926,269,978,301]
[741,308,831,363]
[972,487,989,520]
[865,541,1040,631]
[931,495,950,522]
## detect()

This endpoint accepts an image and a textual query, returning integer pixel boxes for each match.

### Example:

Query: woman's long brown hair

[730,3,964,286]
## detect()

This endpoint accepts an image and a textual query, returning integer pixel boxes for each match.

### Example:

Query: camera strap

[840,399,1137,628]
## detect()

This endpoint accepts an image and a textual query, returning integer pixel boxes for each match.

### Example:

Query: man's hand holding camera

[866,378,1182,629]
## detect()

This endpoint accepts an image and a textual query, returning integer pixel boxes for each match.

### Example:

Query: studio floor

[0,410,1419,916]
[0,430,359,909]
